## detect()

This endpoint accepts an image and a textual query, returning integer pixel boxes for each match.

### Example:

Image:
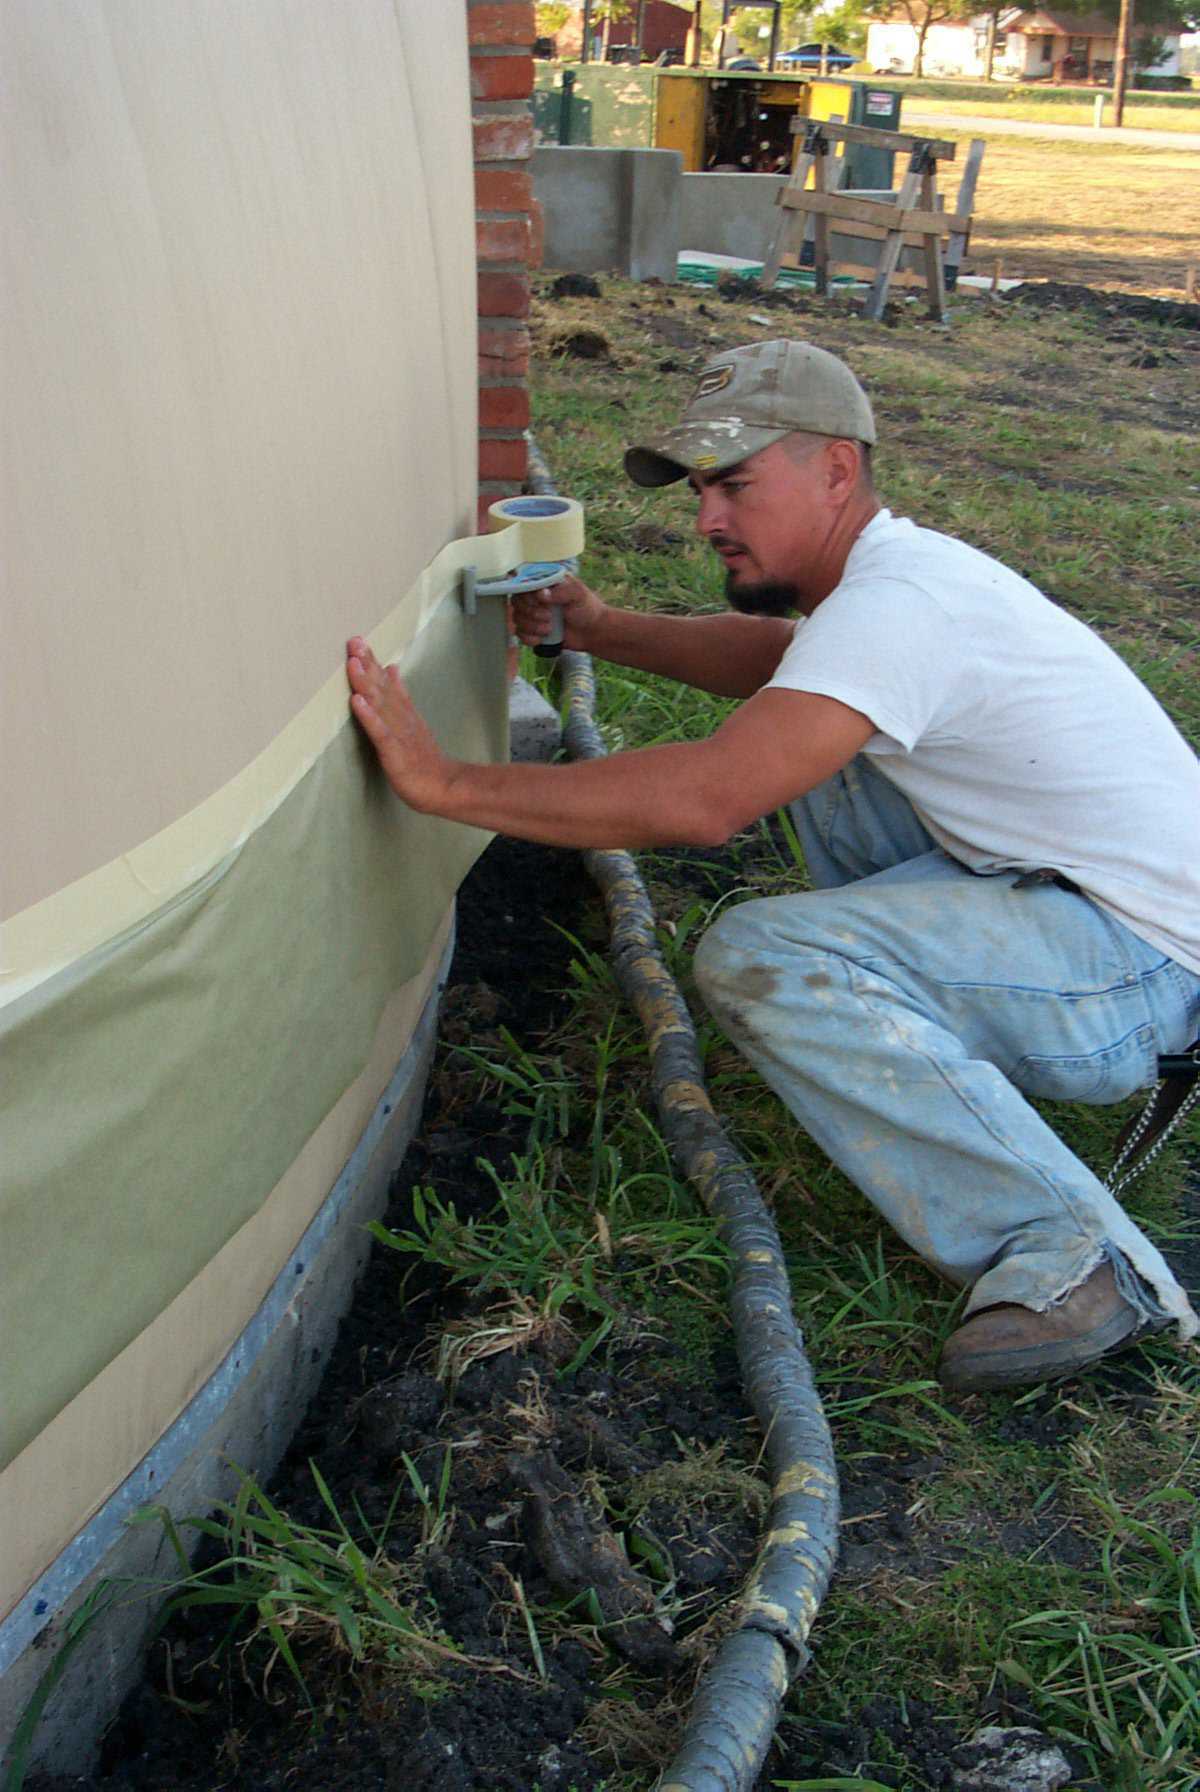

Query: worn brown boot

[938,1260,1141,1394]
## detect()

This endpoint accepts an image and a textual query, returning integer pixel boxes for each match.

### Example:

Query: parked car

[726,55,762,70]
[777,42,857,70]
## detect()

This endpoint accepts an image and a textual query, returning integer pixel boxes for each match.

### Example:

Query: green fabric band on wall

[0,597,506,1470]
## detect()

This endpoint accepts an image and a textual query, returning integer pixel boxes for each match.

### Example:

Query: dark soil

[548,274,603,301]
[1006,280,1200,331]
[548,326,614,362]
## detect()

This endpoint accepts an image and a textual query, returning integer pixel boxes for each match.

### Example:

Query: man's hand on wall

[346,638,452,815]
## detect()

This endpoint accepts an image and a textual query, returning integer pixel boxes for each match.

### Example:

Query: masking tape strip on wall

[0,508,581,1471]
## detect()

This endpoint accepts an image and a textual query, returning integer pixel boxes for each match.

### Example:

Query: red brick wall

[470,0,538,531]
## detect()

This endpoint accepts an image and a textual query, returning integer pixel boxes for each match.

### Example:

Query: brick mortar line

[469,44,529,56]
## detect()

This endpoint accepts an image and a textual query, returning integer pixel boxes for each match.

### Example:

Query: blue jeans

[693,758,1200,1337]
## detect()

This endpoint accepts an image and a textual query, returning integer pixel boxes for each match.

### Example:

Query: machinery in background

[654,68,902,187]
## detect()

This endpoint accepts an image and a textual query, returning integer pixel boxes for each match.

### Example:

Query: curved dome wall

[1,2,507,1743]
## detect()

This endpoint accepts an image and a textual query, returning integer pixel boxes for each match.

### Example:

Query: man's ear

[826,438,862,500]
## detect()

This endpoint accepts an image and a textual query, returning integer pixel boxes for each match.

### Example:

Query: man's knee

[693,896,838,1022]
[693,904,760,1014]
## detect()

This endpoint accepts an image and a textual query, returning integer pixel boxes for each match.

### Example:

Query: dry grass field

[936,133,1200,296]
[893,81,1200,134]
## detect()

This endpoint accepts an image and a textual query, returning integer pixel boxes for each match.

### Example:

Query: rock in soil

[951,1724,1073,1791]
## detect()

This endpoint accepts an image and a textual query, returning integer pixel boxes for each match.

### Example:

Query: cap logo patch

[694,364,734,400]
[693,452,719,468]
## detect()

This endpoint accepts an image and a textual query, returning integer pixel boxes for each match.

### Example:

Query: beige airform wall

[0,0,510,1716]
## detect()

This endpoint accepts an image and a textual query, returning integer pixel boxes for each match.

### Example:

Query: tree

[535,2,573,35]
[974,0,1008,79]
[595,0,633,58]
[807,0,872,54]
[1050,0,1196,32]
[699,0,869,58]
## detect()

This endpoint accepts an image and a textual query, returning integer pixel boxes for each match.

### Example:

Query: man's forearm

[348,638,873,854]
[585,606,793,698]
[434,742,736,850]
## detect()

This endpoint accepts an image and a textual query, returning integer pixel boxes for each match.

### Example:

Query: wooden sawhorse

[764,119,985,321]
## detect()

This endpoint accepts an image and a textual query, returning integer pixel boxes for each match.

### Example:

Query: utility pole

[581,0,593,64]
[983,11,997,81]
[718,0,731,68]
[767,1,781,72]
[1113,0,1133,127]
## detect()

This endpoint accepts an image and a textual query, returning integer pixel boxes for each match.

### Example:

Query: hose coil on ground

[527,444,840,1792]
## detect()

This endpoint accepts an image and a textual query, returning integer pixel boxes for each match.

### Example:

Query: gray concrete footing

[532,145,682,281]
[679,171,791,264]
[534,146,929,284]
[509,673,563,763]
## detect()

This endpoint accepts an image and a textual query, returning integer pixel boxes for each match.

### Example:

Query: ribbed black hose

[526,444,840,1792]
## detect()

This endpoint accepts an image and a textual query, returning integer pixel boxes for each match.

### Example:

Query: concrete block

[532,146,681,282]
[680,176,930,277]
[680,172,784,263]
[509,673,562,763]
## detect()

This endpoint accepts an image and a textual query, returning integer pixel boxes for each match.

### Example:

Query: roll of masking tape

[487,494,584,564]
[486,494,584,660]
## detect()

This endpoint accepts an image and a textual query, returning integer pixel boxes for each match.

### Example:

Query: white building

[866,9,1183,81]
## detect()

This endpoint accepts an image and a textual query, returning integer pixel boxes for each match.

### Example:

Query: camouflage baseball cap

[625,339,876,487]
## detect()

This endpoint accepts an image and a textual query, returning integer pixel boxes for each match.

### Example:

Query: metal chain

[1105,1077,1200,1197]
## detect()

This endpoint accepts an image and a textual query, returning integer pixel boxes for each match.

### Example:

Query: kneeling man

[347,339,1200,1392]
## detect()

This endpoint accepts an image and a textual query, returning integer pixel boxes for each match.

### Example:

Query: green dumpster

[807,79,903,189]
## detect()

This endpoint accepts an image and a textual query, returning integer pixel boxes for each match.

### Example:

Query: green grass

[135,1465,471,1708]
[521,273,1200,1786]
[4,1464,469,1791]
[420,962,1198,1785]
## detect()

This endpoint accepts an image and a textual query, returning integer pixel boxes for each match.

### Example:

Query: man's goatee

[725,574,802,618]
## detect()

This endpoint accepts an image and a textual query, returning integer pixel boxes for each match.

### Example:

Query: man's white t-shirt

[767,509,1200,975]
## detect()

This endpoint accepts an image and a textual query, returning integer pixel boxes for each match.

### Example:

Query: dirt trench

[31,834,1092,1791]
[27,840,763,1792]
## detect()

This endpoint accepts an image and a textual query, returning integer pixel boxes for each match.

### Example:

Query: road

[900,105,1200,150]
